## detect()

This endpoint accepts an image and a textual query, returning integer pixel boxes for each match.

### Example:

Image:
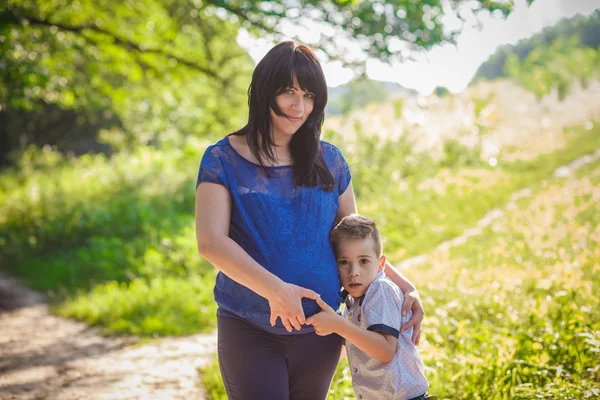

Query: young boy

[306,214,431,400]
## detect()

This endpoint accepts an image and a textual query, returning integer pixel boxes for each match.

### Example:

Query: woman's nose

[291,95,305,111]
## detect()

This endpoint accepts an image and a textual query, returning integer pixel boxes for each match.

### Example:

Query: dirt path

[1,148,599,400]
[0,273,217,400]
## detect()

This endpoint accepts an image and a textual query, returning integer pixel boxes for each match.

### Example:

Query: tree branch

[1,8,221,80]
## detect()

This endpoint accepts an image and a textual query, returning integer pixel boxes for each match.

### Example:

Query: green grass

[320,148,600,399]
[58,273,217,336]
[0,140,218,336]
[201,355,228,400]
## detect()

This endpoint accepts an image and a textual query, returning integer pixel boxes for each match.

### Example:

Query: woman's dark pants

[217,313,343,400]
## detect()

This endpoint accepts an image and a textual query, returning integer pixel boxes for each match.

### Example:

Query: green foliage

[433,86,450,97]
[392,98,404,118]
[440,139,482,168]
[201,355,228,400]
[473,10,600,83]
[504,37,600,101]
[1,0,519,161]
[58,274,217,336]
[0,138,220,335]
[1,0,253,161]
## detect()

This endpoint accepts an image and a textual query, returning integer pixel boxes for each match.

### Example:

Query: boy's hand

[305,297,343,336]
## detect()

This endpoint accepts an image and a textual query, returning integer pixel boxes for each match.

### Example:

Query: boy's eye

[359,259,369,265]
[337,260,349,266]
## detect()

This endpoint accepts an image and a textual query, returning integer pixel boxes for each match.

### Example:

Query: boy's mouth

[348,283,362,289]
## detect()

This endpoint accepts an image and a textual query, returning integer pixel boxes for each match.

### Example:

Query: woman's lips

[287,116,303,123]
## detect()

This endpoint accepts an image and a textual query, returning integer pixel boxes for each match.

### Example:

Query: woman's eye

[284,89,294,94]
[304,93,314,99]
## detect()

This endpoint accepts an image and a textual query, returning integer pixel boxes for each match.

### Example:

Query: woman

[195,41,424,400]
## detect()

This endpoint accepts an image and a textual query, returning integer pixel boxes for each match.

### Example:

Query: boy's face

[336,237,386,298]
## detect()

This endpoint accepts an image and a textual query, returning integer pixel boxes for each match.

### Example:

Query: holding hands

[305,296,344,336]
[267,281,320,332]
[266,281,424,344]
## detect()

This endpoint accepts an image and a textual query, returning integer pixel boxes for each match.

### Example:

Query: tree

[504,37,600,101]
[0,0,520,161]
[433,86,450,97]
[472,9,600,83]
[1,1,253,144]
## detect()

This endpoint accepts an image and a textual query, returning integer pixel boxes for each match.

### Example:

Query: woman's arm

[335,182,357,225]
[384,261,416,293]
[386,261,423,343]
[196,182,319,332]
[336,181,424,345]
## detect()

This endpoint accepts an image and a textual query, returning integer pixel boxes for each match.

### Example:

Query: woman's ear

[379,254,387,271]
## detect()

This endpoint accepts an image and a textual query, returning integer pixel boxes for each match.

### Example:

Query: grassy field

[202,131,600,399]
[332,156,599,399]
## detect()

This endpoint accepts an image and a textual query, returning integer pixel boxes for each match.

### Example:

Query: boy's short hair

[330,214,383,256]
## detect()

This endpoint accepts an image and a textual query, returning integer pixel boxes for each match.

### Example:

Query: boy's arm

[306,297,397,363]
[337,316,398,363]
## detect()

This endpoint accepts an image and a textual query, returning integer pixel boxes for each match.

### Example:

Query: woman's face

[270,75,315,138]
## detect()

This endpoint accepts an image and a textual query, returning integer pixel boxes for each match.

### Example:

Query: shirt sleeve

[323,142,352,195]
[362,279,403,339]
[337,150,352,196]
[196,145,228,189]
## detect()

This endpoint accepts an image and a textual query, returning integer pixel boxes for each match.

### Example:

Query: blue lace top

[196,136,352,334]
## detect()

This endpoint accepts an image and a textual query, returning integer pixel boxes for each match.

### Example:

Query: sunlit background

[241,0,600,92]
[1,0,599,399]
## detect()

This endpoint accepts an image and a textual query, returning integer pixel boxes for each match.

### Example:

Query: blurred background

[1,0,599,399]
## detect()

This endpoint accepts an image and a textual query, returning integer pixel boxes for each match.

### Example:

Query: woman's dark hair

[232,41,334,190]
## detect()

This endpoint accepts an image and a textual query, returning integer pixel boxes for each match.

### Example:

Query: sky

[237,0,600,94]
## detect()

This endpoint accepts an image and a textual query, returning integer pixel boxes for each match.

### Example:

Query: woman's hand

[400,290,424,346]
[268,282,320,332]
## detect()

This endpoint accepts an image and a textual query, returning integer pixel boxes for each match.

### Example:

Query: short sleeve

[321,142,352,195]
[363,279,403,339]
[196,145,228,189]
[337,151,352,196]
